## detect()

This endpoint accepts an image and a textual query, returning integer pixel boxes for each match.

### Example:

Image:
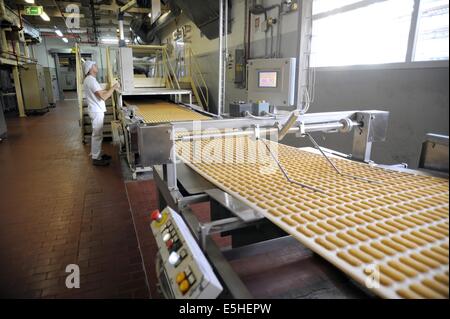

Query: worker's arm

[95,83,119,101]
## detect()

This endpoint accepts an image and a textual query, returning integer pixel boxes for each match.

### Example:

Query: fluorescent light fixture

[100,37,130,44]
[55,29,63,37]
[25,0,35,3]
[40,11,50,21]
[100,37,118,44]
[62,37,68,43]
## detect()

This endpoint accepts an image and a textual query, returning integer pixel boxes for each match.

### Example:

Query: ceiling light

[100,37,130,44]
[147,13,151,18]
[55,29,63,37]
[40,12,50,21]
[62,37,68,43]
[25,0,35,3]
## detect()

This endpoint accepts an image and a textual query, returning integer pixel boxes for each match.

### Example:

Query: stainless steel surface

[352,111,389,162]
[177,163,215,194]
[205,189,264,222]
[278,110,299,140]
[222,235,296,260]
[137,126,172,166]
[419,133,449,173]
[168,110,363,132]
[120,88,192,96]
[204,234,253,299]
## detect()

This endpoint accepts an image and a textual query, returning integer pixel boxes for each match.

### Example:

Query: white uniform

[83,75,106,160]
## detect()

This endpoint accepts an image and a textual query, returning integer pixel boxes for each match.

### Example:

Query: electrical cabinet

[43,67,57,105]
[19,63,49,111]
[0,106,7,139]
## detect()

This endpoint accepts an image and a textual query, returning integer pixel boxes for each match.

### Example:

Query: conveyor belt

[176,136,449,299]
[123,100,209,124]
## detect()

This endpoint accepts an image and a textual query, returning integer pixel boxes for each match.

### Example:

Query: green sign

[24,6,43,16]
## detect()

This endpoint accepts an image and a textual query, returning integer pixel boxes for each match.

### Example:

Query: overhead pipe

[130,3,181,44]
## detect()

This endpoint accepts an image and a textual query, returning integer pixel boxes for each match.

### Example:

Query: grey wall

[298,66,450,168]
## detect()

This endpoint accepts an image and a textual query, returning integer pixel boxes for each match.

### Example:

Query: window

[310,0,449,67]
[413,0,449,61]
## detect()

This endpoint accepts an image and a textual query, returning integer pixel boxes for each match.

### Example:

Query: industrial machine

[19,63,49,113]
[145,113,448,299]
[110,45,215,178]
[125,57,449,299]
[151,206,223,299]
[108,39,448,299]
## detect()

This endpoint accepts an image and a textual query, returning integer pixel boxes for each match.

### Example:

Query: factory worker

[83,60,119,166]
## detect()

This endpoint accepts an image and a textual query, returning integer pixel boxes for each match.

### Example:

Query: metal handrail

[162,47,180,90]
[187,46,209,108]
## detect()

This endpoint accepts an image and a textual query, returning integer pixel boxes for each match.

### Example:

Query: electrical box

[234,48,245,88]
[229,101,253,117]
[229,101,270,117]
[247,58,296,107]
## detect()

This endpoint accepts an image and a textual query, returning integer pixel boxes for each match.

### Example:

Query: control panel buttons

[168,251,180,266]
[166,239,174,249]
[176,272,186,284]
[150,210,162,222]
[179,279,190,294]
[187,273,196,285]
[162,231,171,242]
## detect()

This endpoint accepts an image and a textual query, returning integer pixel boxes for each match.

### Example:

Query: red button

[166,239,174,249]
[150,210,161,222]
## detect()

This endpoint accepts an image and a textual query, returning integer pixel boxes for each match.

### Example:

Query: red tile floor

[0,96,148,298]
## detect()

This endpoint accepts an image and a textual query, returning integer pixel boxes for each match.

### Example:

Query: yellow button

[176,272,186,284]
[179,279,190,294]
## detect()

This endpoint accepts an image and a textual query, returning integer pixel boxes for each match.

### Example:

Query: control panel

[150,207,223,299]
[247,58,296,107]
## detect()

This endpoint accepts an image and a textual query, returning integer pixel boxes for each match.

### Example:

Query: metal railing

[162,46,180,90]
[187,46,209,110]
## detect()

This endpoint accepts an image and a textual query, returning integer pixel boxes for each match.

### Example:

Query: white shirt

[83,75,106,113]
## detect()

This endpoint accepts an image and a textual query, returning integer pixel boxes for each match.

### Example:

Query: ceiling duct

[130,1,180,44]
[171,0,231,40]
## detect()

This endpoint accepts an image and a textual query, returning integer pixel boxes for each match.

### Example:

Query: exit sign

[24,6,43,16]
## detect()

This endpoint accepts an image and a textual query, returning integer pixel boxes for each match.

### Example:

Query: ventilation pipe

[130,3,181,44]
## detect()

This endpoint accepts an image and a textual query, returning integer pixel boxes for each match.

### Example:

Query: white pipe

[218,0,224,116]
[119,19,125,41]
[223,0,228,114]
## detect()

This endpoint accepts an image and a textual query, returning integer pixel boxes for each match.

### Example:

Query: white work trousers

[89,112,104,160]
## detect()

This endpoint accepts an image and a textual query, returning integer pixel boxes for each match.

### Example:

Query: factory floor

[0,94,149,298]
